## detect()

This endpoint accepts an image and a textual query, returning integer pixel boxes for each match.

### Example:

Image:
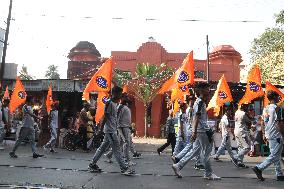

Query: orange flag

[83,57,113,101]
[122,85,128,93]
[207,75,233,116]
[158,51,194,94]
[171,85,189,102]
[3,86,10,100]
[46,84,53,114]
[263,81,284,107]
[174,51,195,87]
[239,65,264,108]
[95,92,109,123]
[9,78,27,113]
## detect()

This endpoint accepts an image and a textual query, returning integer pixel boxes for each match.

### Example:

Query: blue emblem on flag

[96,76,108,89]
[218,91,227,99]
[102,96,109,104]
[180,85,187,92]
[178,71,189,84]
[249,82,260,92]
[18,91,26,99]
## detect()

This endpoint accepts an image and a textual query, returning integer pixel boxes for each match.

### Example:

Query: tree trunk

[144,104,148,137]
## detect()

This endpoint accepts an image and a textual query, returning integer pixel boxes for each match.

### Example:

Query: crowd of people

[0,84,284,181]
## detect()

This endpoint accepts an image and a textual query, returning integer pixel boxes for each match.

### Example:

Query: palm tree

[115,63,173,137]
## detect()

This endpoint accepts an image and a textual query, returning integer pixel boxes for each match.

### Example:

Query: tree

[249,10,284,85]
[114,63,173,137]
[18,65,34,80]
[45,65,60,79]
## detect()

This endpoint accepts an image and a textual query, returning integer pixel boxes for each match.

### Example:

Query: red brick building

[67,39,242,137]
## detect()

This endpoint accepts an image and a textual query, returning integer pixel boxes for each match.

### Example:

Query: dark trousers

[79,126,88,150]
[158,133,176,154]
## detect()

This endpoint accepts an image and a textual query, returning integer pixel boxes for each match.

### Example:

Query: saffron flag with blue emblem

[9,78,27,113]
[239,65,264,108]
[207,75,233,116]
[158,51,194,94]
[83,57,113,101]
[263,81,284,107]
[95,92,109,123]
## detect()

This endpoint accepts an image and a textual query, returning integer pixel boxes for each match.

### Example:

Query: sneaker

[252,166,264,181]
[50,149,57,153]
[104,154,113,163]
[121,168,135,176]
[157,149,161,156]
[133,152,141,159]
[171,156,180,164]
[238,163,249,169]
[88,162,102,173]
[43,145,47,151]
[231,158,239,168]
[33,153,44,158]
[204,173,221,180]
[277,176,284,181]
[213,156,221,162]
[9,152,18,158]
[172,164,182,178]
[128,161,137,166]
[194,164,205,171]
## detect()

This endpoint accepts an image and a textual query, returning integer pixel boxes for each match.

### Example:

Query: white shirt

[234,109,250,136]
[220,114,229,137]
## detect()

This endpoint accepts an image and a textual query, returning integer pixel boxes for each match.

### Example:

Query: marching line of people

[156,83,284,182]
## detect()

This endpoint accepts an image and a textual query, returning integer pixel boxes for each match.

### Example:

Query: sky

[0,0,283,79]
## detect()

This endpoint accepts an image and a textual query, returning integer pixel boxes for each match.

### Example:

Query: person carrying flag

[88,86,134,175]
[252,91,284,181]
[9,96,44,158]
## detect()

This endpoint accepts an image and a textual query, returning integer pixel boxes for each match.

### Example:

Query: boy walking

[9,96,43,158]
[88,86,134,175]
[252,91,284,181]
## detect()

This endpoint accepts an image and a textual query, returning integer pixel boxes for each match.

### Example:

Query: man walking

[43,101,59,153]
[172,84,221,180]
[252,91,284,181]
[9,96,43,158]
[88,86,134,175]
[157,109,177,155]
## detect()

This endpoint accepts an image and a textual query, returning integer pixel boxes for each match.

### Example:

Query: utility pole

[0,0,13,85]
[206,35,210,83]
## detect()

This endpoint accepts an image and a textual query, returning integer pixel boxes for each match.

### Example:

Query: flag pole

[206,35,210,83]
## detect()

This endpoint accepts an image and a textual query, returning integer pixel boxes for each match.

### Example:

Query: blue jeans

[173,133,190,156]
[215,134,235,160]
[257,138,283,176]
[176,132,213,177]
[235,134,251,163]
[176,139,202,165]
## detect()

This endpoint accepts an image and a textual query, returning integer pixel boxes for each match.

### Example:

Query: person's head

[111,86,123,102]
[121,92,131,105]
[240,103,249,112]
[194,83,210,102]
[180,102,187,113]
[52,101,59,110]
[83,102,90,111]
[267,90,279,103]
[26,96,33,105]
[2,99,10,107]
[186,95,195,107]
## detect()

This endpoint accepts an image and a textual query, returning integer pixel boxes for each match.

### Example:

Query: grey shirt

[117,105,131,128]
[265,104,282,140]
[166,117,177,134]
[103,100,118,133]
[22,104,35,129]
[192,97,209,132]
[234,109,251,136]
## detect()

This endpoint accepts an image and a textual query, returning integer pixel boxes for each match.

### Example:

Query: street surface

[0,139,283,189]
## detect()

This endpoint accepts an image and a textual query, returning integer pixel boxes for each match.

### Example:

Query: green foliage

[250,10,284,61]
[249,10,284,85]
[18,65,34,80]
[45,65,60,79]
[255,52,284,85]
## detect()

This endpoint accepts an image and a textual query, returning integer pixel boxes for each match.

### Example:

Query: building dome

[211,45,236,53]
[69,41,101,58]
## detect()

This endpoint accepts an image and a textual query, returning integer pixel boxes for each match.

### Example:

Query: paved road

[0,141,283,189]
